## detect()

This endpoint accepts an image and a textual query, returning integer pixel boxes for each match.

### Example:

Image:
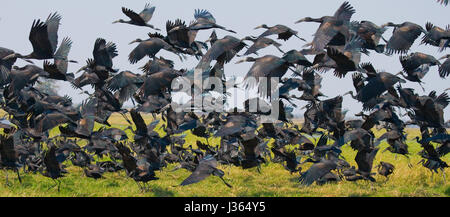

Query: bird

[299,159,345,186]
[128,33,182,64]
[438,54,450,78]
[188,9,236,33]
[382,21,427,55]
[421,22,450,52]
[241,36,285,56]
[113,3,160,31]
[43,37,77,81]
[41,145,64,191]
[254,24,305,41]
[0,128,23,186]
[376,161,395,180]
[296,1,355,51]
[3,13,63,61]
[179,155,232,188]
[350,20,387,53]
[397,52,441,91]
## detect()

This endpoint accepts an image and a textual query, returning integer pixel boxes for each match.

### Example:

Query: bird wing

[52,37,73,74]
[45,12,62,53]
[355,148,379,174]
[0,134,17,164]
[130,109,148,136]
[194,9,216,24]
[386,23,423,54]
[326,47,355,78]
[311,21,339,51]
[122,7,146,25]
[180,161,215,186]
[139,3,156,23]
[299,160,337,186]
[35,112,74,133]
[93,38,118,68]
[439,58,450,78]
[333,1,355,22]
[29,19,54,58]
[44,146,61,173]
[129,39,165,64]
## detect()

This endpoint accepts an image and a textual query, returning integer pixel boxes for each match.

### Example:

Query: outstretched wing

[139,3,156,23]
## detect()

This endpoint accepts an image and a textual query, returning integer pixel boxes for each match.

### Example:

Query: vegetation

[0,113,448,197]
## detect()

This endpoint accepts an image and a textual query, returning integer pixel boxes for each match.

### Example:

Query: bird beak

[129,39,138,45]
[254,25,264,30]
[295,18,306,24]
[235,59,247,64]
[112,20,120,24]
[439,56,448,60]
[24,59,34,64]
[2,53,18,60]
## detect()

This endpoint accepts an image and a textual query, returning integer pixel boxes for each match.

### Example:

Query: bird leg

[4,169,11,187]
[48,179,58,191]
[219,177,233,188]
[57,180,61,192]
[135,181,144,193]
[15,168,22,184]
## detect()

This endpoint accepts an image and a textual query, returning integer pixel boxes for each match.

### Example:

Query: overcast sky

[1,0,449,119]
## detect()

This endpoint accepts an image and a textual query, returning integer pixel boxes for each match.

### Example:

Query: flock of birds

[0,1,449,193]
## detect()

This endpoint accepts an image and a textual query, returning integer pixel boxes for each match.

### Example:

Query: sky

[1,0,449,120]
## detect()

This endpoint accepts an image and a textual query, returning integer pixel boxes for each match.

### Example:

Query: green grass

[0,113,449,197]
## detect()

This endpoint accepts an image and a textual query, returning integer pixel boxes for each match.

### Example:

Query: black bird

[188,9,236,33]
[241,36,285,56]
[3,13,62,61]
[113,3,160,30]
[350,20,387,53]
[398,52,441,90]
[376,161,395,180]
[106,71,144,105]
[382,22,427,55]
[421,22,450,51]
[296,1,355,51]
[180,155,232,188]
[254,24,305,41]
[41,145,64,191]
[299,159,344,186]
[0,129,23,186]
[83,164,104,179]
[438,54,450,78]
[128,33,182,64]
[43,37,77,81]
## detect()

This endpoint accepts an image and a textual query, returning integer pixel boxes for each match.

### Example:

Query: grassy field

[0,113,449,197]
